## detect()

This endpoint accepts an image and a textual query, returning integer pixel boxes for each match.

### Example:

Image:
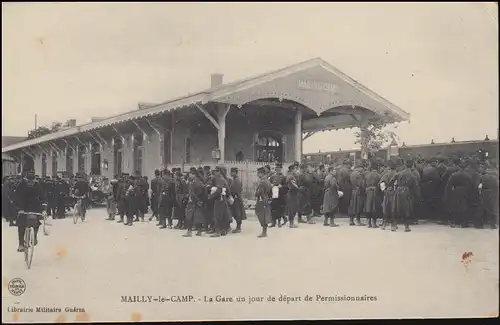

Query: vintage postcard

[2,2,498,322]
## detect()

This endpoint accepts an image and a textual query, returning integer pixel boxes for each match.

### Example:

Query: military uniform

[392,166,420,232]
[150,171,162,221]
[183,169,206,237]
[479,169,499,229]
[321,171,340,227]
[208,167,231,237]
[364,167,382,228]
[445,168,473,228]
[229,167,246,233]
[158,171,176,229]
[269,163,287,227]
[255,167,272,237]
[349,166,366,226]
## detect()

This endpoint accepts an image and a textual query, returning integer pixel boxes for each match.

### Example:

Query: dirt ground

[2,208,498,322]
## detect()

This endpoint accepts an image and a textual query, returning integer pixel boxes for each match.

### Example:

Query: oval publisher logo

[8,278,26,296]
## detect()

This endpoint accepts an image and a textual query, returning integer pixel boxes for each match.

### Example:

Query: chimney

[210,73,224,88]
[66,119,77,128]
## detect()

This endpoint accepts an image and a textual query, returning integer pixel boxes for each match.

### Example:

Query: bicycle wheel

[24,228,35,269]
[73,204,79,224]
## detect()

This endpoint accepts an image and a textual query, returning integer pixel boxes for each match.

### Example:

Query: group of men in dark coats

[103,166,247,237]
[4,154,497,243]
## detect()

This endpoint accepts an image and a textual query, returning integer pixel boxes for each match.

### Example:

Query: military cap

[275,162,283,168]
[163,169,171,175]
[215,165,223,171]
[257,167,266,174]
[293,161,300,167]
[189,167,197,172]
[154,169,160,176]
[288,165,296,172]
[230,167,238,173]
[203,165,211,170]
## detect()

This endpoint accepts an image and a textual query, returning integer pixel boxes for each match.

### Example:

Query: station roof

[2,57,410,153]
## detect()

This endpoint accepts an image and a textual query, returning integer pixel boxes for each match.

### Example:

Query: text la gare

[204,295,235,303]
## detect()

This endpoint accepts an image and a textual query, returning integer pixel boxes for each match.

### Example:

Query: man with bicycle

[14,169,46,252]
[71,173,91,220]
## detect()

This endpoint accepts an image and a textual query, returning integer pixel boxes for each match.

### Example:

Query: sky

[2,2,498,153]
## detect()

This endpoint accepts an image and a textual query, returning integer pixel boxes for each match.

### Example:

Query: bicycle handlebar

[18,211,45,216]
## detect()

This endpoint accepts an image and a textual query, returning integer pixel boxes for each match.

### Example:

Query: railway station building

[2,57,409,188]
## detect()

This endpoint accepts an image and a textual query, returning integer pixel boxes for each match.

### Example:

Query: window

[41,153,47,176]
[163,131,172,165]
[133,134,144,175]
[78,145,86,174]
[52,151,58,176]
[113,138,123,176]
[66,148,74,176]
[255,132,283,163]
[91,143,101,175]
[185,137,191,163]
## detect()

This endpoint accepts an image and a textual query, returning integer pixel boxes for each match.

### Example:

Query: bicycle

[19,211,47,269]
[72,196,86,224]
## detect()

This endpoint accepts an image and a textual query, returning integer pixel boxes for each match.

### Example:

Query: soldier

[309,163,323,219]
[55,176,70,219]
[439,158,461,225]
[158,169,176,229]
[172,169,186,229]
[297,163,314,224]
[3,177,16,226]
[116,173,129,224]
[207,166,231,237]
[478,165,499,229]
[220,166,233,233]
[13,169,47,252]
[349,161,366,226]
[269,162,288,227]
[203,166,215,233]
[337,160,352,215]
[285,164,301,228]
[229,167,246,233]
[134,171,149,222]
[465,159,482,228]
[392,160,420,232]
[149,170,161,221]
[421,159,441,221]
[322,166,340,227]
[183,168,206,237]
[445,160,474,228]
[364,160,382,228]
[379,160,398,230]
[74,173,92,220]
[255,167,272,238]
[43,176,56,218]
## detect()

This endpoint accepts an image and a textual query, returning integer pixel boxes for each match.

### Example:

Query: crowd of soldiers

[2,173,92,226]
[2,154,499,246]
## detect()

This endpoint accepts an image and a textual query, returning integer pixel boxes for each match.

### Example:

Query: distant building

[304,138,499,164]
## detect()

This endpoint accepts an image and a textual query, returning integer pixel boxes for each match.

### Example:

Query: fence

[167,160,293,200]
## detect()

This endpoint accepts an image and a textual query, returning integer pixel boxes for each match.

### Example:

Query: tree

[50,122,62,132]
[354,118,399,158]
[27,120,64,139]
[27,126,51,139]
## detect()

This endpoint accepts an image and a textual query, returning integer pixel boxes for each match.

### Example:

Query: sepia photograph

[1,2,498,322]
